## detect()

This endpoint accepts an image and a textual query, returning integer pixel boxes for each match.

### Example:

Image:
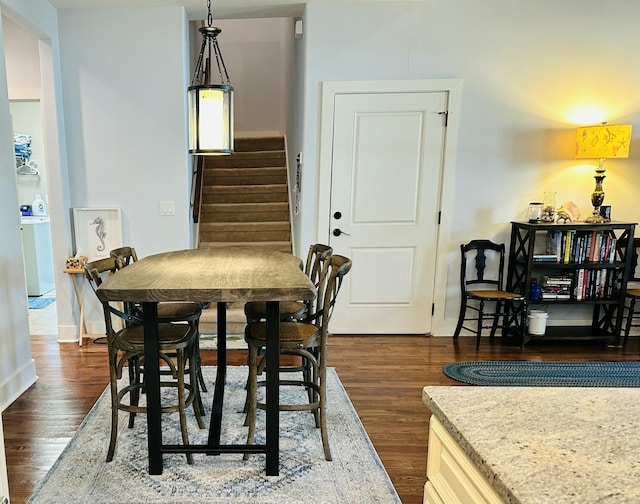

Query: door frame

[316,79,463,335]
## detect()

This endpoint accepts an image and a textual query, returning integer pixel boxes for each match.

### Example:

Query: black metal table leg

[265,301,280,475]
[142,302,163,474]
[208,302,227,447]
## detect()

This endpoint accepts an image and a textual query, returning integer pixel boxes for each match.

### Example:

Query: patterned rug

[28,297,55,309]
[444,361,640,387]
[27,366,400,503]
[200,334,247,350]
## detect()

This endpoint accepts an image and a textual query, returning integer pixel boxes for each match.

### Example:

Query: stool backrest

[110,246,138,267]
[315,255,352,339]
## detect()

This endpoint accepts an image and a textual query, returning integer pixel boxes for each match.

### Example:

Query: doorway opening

[3,15,59,338]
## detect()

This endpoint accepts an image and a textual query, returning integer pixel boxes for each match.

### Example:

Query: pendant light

[188,0,234,155]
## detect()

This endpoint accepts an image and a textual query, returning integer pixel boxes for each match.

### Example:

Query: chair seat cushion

[119,323,193,348]
[467,289,524,300]
[244,301,307,320]
[246,321,319,346]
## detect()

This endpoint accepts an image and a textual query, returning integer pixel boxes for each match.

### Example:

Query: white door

[324,89,448,334]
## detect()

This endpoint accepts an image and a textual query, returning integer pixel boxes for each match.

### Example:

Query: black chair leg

[453,298,467,338]
[489,300,502,339]
[476,300,484,349]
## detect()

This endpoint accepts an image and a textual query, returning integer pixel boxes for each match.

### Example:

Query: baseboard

[57,324,78,343]
[0,358,37,412]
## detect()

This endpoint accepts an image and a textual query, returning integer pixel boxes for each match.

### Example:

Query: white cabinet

[425,416,504,504]
[20,216,55,296]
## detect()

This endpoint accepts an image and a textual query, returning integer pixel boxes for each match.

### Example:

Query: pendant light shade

[188,84,233,154]
[188,5,234,156]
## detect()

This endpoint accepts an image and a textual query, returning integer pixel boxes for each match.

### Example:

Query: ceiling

[47,0,414,20]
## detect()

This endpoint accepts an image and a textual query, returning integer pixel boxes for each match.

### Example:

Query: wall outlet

[160,200,175,216]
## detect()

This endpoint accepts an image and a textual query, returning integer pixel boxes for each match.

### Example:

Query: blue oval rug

[443,361,640,387]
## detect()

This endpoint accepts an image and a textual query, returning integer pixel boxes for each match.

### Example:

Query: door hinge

[437,211,442,225]
[431,303,435,316]
[439,111,448,127]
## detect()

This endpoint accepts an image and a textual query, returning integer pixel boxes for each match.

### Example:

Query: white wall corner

[0,358,37,412]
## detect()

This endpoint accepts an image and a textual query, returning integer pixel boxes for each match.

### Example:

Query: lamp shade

[188,83,233,155]
[575,124,632,159]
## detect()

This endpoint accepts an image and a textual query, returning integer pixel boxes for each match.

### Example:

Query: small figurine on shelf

[541,191,556,222]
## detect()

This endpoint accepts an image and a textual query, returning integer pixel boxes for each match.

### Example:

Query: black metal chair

[620,238,640,347]
[453,240,527,348]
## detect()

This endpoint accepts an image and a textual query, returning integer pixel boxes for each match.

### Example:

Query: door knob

[333,228,350,236]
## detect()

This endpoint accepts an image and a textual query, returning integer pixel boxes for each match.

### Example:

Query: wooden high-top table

[96,247,315,476]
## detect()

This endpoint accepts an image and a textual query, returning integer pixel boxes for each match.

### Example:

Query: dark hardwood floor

[4,334,640,503]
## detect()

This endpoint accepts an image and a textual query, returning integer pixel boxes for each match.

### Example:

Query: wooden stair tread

[204,184,287,193]
[198,241,292,252]
[200,221,290,230]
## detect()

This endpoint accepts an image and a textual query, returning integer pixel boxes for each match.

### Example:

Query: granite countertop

[422,386,640,504]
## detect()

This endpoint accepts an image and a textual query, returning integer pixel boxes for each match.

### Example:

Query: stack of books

[541,275,572,300]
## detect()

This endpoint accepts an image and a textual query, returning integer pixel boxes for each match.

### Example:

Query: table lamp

[575,123,632,223]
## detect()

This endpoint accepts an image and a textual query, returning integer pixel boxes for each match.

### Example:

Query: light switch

[160,200,175,216]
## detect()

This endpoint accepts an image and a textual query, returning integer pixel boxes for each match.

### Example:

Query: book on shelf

[545,230,618,264]
[541,293,571,300]
[572,267,617,300]
[533,254,558,262]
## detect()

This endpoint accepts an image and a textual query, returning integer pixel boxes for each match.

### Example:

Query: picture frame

[72,207,122,262]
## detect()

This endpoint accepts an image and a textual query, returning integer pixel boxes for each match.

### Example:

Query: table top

[423,385,640,504]
[96,247,315,303]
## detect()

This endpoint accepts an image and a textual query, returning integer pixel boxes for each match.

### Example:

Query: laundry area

[12,101,57,303]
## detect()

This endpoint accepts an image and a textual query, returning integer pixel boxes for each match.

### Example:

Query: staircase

[197,135,293,337]
[198,136,292,253]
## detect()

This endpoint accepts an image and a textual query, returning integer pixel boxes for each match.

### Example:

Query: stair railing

[191,155,205,223]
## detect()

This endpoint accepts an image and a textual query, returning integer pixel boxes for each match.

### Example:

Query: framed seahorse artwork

[72,208,122,261]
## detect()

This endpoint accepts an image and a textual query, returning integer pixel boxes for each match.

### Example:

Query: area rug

[27,366,400,503]
[28,297,55,309]
[444,361,640,387]
[200,334,247,350]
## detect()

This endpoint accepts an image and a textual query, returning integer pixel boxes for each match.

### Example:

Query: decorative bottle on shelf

[541,192,556,222]
[32,193,46,216]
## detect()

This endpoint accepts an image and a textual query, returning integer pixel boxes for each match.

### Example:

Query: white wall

[214,17,294,135]
[0,0,54,411]
[56,7,193,329]
[58,7,192,257]
[301,1,640,331]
